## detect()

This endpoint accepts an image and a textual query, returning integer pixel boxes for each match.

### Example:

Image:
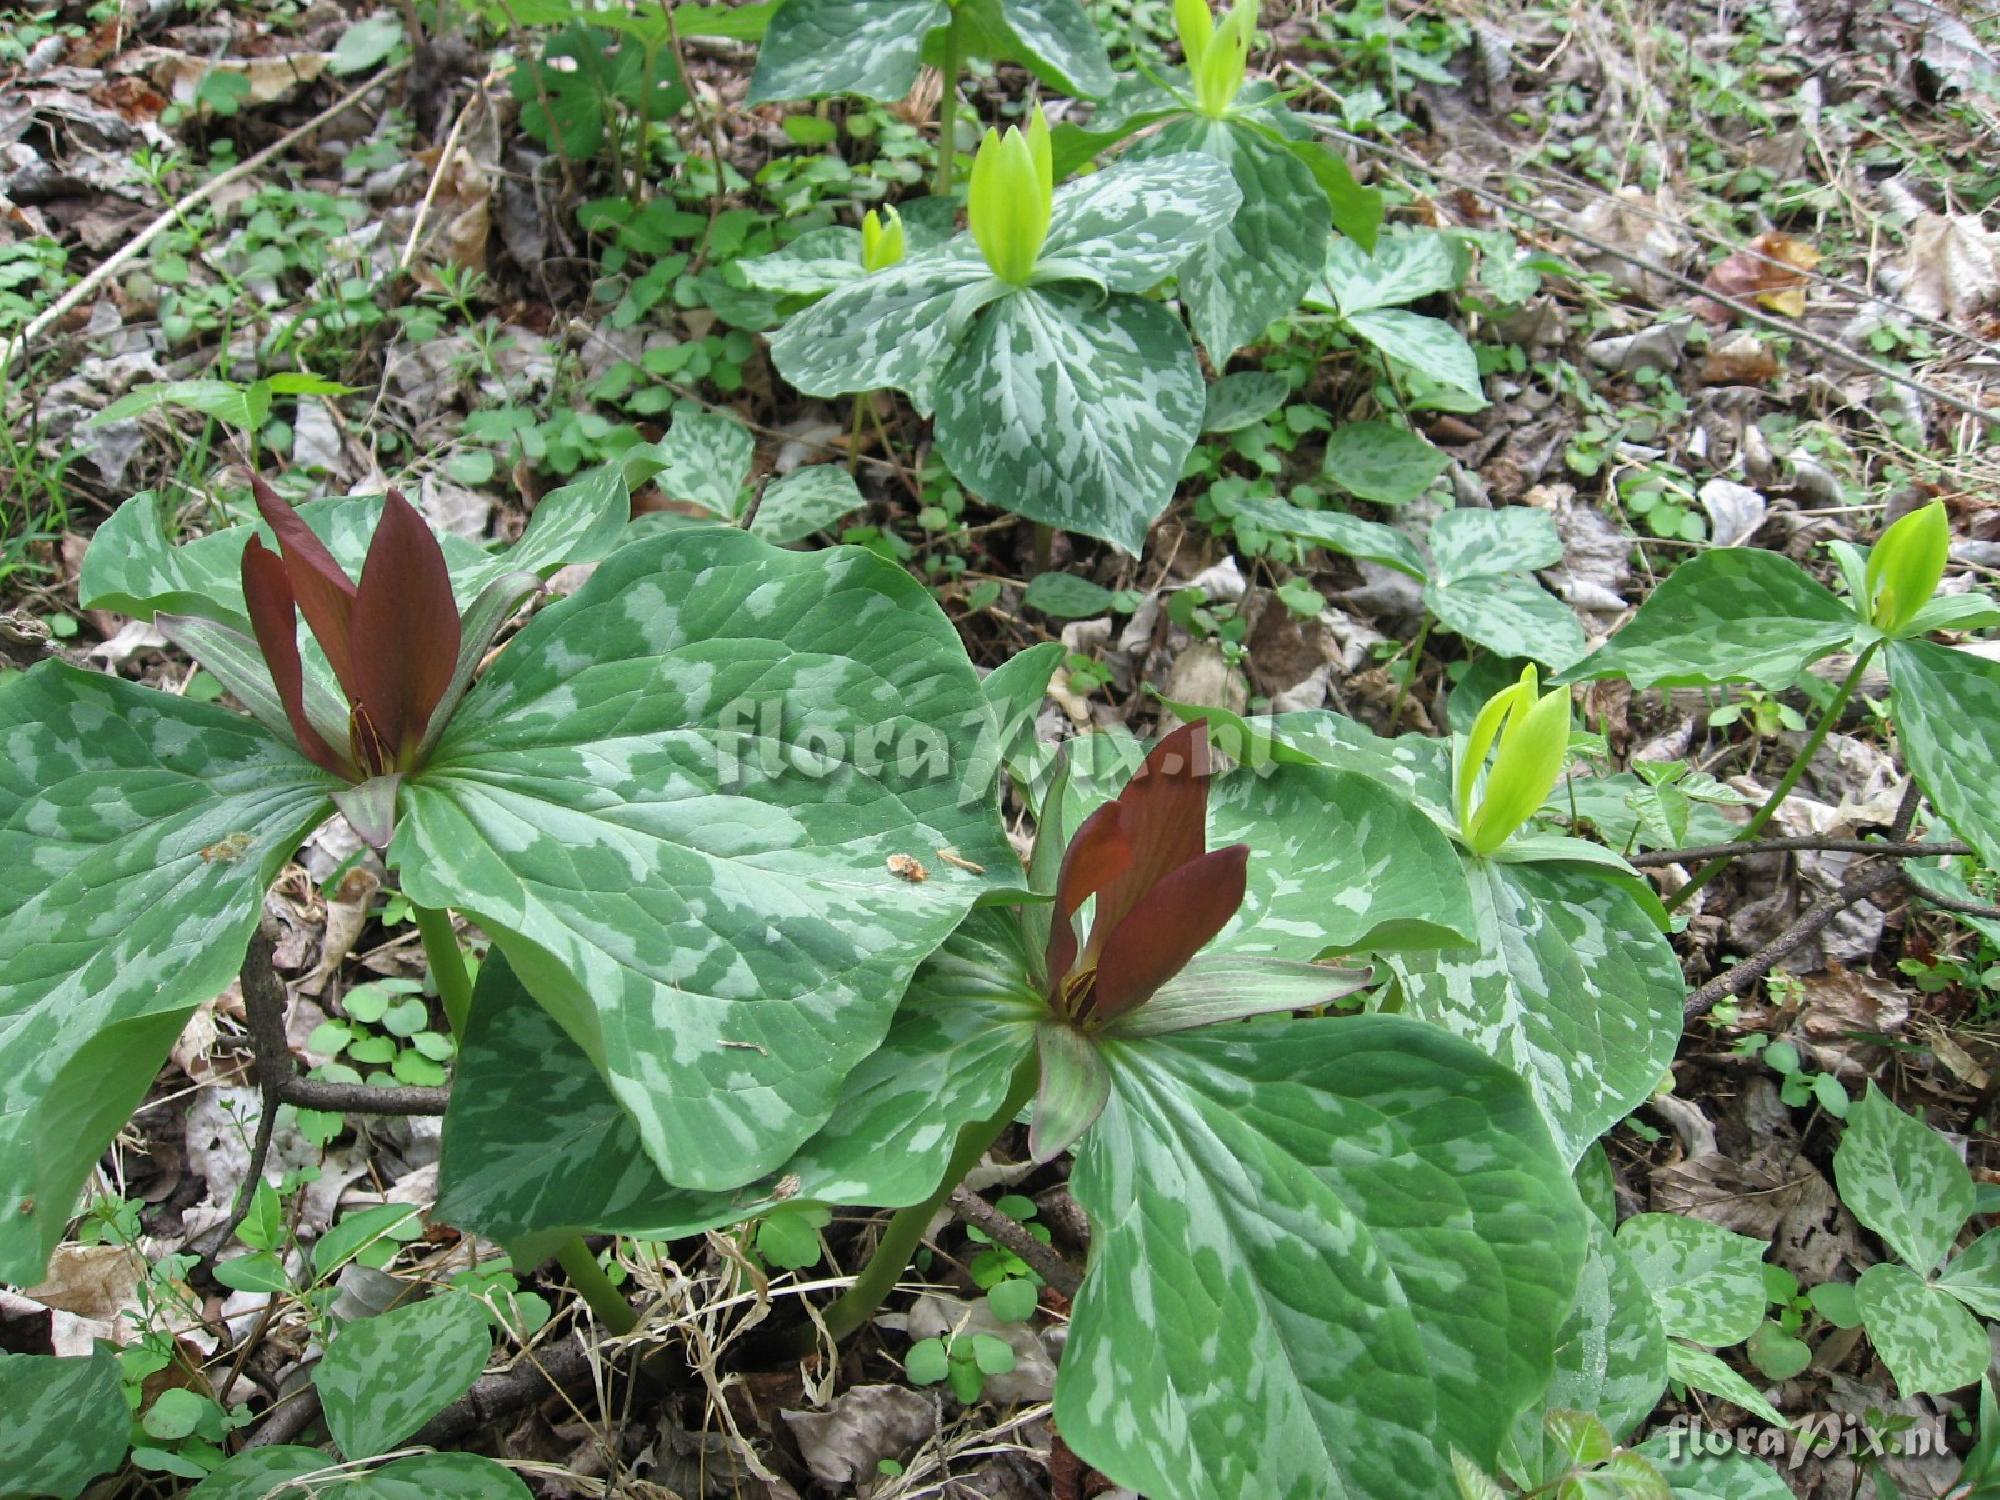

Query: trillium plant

[768,105,1242,552]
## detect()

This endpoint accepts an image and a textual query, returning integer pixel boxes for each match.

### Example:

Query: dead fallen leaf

[1691,231,1820,324]
[1698,332,1782,386]
[1895,212,2000,323]
[781,1385,935,1488]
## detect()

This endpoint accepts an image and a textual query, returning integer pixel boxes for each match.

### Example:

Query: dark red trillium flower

[1044,721,1250,1027]
[241,477,461,782]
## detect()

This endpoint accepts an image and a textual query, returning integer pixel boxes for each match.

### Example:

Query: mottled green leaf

[935,283,1204,555]
[734,226,864,297]
[1132,116,1328,359]
[1324,421,1449,505]
[1060,1016,1587,1497]
[1345,307,1483,398]
[397,529,1017,1194]
[80,467,628,629]
[1567,549,1858,691]
[1834,1085,1974,1275]
[1226,493,1426,579]
[438,917,1039,1242]
[317,1293,492,1458]
[0,1348,128,1499]
[1201,370,1290,432]
[1021,571,1115,618]
[1318,232,1462,315]
[746,0,949,102]
[631,411,754,520]
[1888,638,2000,873]
[192,1449,532,1499]
[766,242,994,408]
[1938,1228,2000,1318]
[1431,506,1564,580]
[1060,729,1477,954]
[1857,1261,1990,1396]
[989,0,1115,96]
[1289,140,1382,252]
[1617,1213,1769,1346]
[1039,152,1241,294]
[0,665,330,1282]
[1387,859,1685,1165]
[1501,1217,1668,1489]
[751,464,864,544]
[1632,1434,1795,1499]
[1426,571,1590,670]
[1662,1342,1785,1429]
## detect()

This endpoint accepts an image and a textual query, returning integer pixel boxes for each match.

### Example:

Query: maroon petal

[1081,721,1213,966]
[1044,800,1132,995]
[251,474,359,698]
[1086,843,1249,1023]
[241,535,348,778]
[349,490,461,766]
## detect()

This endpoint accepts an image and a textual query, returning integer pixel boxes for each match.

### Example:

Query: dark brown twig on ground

[1684,859,1908,1019]
[1630,835,1972,867]
[242,1386,323,1450]
[948,1186,1083,1299]
[414,1335,597,1447]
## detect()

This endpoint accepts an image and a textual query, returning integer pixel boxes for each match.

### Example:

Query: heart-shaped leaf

[747,0,951,102]
[1833,1084,1974,1275]
[1888,638,2000,872]
[0,665,331,1283]
[752,464,864,545]
[1323,420,1449,505]
[1388,859,1686,1165]
[1318,232,1462,314]
[1226,493,1426,579]
[317,1292,492,1458]
[934,283,1206,555]
[1856,1261,1990,1396]
[1201,370,1290,432]
[1617,1213,1769,1346]
[0,1348,129,1499]
[1059,1016,1587,1497]
[1632,1434,1795,1498]
[398,528,1017,1194]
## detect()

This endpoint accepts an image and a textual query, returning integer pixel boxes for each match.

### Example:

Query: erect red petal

[251,474,359,699]
[349,489,461,765]
[1085,843,1249,1023]
[1081,720,1214,966]
[241,535,348,778]
[1043,800,1132,994]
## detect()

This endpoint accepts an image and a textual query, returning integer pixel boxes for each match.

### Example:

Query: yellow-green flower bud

[968,106,1053,285]
[1184,0,1256,117]
[1865,499,1950,635]
[860,205,905,273]
[1456,665,1573,856]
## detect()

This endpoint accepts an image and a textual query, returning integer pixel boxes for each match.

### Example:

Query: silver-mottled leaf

[1345,307,1483,398]
[1426,571,1589,670]
[1317,231,1463,314]
[1202,370,1290,432]
[1039,153,1242,294]
[396,529,1017,1193]
[752,464,865,545]
[1833,1084,1974,1275]
[746,0,949,102]
[934,284,1204,555]
[994,0,1114,96]
[1323,421,1449,505]
[632,411,755,520]
[1632,1433,1795,1499]
[1228,493,1427,579]
[1857,1261,1990,1396]
[1888,638,2000,873]
[317,1293,493,1459]
[734,226,864,297]
[1388,859,1685,1165]
[0,1347,128,1499]
[1060,1016,1587,1497]
[1616,1213,1770,1346]
[0,665,331,1282]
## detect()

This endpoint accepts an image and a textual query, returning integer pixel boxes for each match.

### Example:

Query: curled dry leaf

[1698,332,1782,386]
[1895,212,2000,323]
[781,1384,936,1487]
[1690,231,1821,324]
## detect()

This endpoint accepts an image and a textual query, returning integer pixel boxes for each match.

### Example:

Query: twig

[413,1335,596,1447]
[241,1385,322,1450]
[1285,75,2000,432]
[1684,858,1907,1019]
[1629,835,1971,867]
[1,62,409,365]
[398,93,472,271]
[948,1186,1083,1300]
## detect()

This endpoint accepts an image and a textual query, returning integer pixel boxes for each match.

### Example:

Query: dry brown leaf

[26,1243,145,1322]
[1691,231,1821,324]
[1698,332,1782,385]
[1896,212,2000,323]
[137,48,332,112]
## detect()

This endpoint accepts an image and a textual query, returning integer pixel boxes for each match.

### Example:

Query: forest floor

[3,0,2000,1494]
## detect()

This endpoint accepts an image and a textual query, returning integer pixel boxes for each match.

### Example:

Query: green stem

[818,1055,1039,1344]
[555,1238,639,1335]
[1664,640,1882,913]
[410,905,473,1037]
[1032,522,1055,576]
[935,10,963,197]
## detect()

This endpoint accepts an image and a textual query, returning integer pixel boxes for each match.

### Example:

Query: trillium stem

[554,1238,640,1336]
[817,1054,1040,1345]
[411,905,475,1036]
[409,905,638,1334]
[935,11,963,197]
[1664,640,1882,913]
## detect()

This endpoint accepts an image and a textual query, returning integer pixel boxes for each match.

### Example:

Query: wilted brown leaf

[1691,231,1821,324]
[1896,212,2000,323]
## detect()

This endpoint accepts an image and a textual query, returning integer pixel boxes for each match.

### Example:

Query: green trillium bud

[969,106,1053,285]
[1178,0,1257,117]
[860,205,905,273]
[1456,665,1573,856]
[1865,499,1950,635]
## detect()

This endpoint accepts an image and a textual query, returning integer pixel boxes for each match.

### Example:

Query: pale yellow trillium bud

[1865,499,1950,636]
[968,105,1054,286]
[1456,665,1573,856]
[860,205,906,272]
[1179,0,1257,117]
